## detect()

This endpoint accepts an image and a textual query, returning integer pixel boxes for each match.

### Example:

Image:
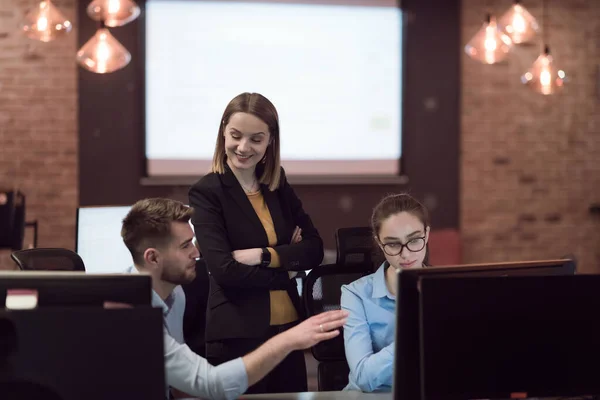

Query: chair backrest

[0,190,26,251]
[317,361,351,392]
[10,248,85,272]
[304,264,371,361]
[335,227,382,271]
[304,264,371,391]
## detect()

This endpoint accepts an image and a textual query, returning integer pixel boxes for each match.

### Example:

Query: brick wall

[0,0,78,269]
[1,0,598,273]
[461,0,600,272]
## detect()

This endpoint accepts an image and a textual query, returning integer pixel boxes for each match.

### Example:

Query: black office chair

[335,227,382,272]
[303,264,371,391]
[182,258,210,357]
[10,248,85,271]
[0,190,26,251]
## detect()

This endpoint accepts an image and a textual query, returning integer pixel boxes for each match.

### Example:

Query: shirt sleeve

[163,329,248,400]
[188,182,290,289]
[268,168,324,271]
[341,285,394,392]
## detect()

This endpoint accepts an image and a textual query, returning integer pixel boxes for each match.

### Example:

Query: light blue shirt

[340,263,395,392]
[153,286,185,344]
[126,266,248,399]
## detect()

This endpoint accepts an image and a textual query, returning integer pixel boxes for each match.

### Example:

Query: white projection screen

[145,0,402,177]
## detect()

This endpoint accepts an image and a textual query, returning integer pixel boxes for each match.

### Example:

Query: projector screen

[145,0,403,177]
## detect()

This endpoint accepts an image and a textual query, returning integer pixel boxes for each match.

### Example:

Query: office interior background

[0,0,599,274]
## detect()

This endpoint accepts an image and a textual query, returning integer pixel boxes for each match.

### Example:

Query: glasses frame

[378,236,426,256]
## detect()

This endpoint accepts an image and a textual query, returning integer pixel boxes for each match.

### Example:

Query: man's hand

[284,309,349,351]
[241,309,349,387]
[232,248,262,266]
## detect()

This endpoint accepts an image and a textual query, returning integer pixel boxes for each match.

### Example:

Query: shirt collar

[128,265,176,316]
[372,261,394,299]
[151,290,175,316]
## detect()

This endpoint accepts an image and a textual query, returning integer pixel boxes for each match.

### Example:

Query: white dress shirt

[126,266,249,399]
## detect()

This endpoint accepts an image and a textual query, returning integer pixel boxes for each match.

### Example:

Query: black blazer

[182,258,210,357]
[188,166,324,341]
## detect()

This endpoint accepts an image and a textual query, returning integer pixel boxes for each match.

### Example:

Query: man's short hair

[121,198,193,265]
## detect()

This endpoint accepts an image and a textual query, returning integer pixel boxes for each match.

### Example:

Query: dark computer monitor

[419,274,600,400]
[393,258,576,400]
[0,307,165,400]
[0,271,152,308]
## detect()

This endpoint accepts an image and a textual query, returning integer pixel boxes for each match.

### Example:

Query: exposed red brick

[462,0,600,273]
[0,0,77,270]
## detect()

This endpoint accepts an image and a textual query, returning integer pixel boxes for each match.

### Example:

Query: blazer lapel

[221,166,265,233]
[262,186,288,245]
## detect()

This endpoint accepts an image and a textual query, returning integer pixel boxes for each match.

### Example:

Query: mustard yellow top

[246,190,299,326]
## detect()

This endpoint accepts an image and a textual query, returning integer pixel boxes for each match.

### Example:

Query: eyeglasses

[379,237,426,256]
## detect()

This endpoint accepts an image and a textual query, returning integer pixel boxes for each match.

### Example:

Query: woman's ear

[424,226,431,243]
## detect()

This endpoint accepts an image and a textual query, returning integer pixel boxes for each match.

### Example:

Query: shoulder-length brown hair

[211,92,281,191]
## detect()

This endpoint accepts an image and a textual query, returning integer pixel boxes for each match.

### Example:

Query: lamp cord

[543,0,549,53]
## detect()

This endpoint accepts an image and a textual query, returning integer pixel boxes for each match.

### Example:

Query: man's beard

[161,265,195,285]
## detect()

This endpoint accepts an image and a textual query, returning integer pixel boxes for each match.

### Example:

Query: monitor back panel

[419,275,600,400]
[0,307,165,400]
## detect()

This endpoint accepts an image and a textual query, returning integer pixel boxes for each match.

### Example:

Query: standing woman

[188,92,324,394]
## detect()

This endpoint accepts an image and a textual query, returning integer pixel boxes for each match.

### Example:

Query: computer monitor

[76,205,196,273]
[0,307,165,400]
[76,206,133,273]
[393,258,576,400]
[419,274,600,399]
[0,271,152,308]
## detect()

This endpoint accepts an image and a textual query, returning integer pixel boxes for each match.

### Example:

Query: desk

[239,392,391,399]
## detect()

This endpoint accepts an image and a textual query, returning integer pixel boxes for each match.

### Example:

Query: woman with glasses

[340,193,430,392]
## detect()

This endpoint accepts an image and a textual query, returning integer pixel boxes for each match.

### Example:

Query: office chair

[0,190,25,251]
[335,227,382,272]
[303,264,371,391]
[10,248,85,272]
